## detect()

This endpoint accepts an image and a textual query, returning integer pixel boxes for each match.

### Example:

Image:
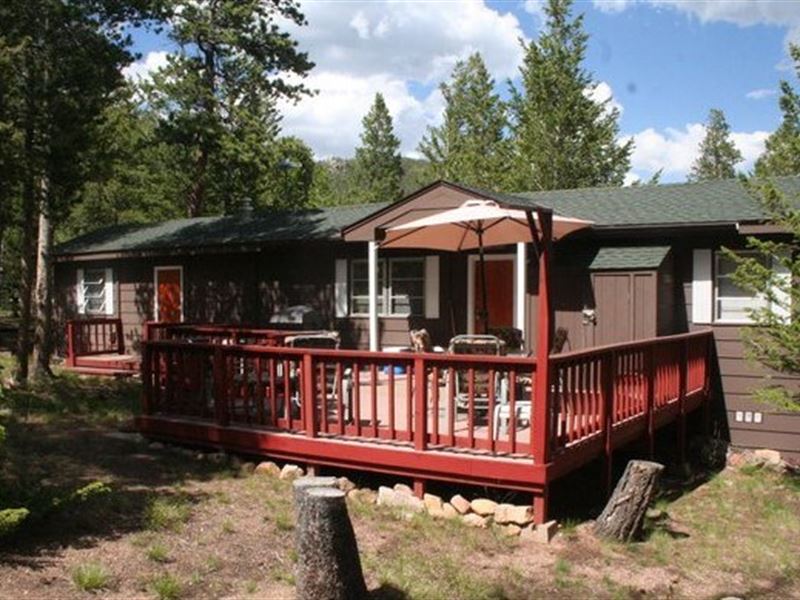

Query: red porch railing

[66,318,125,366]
[138,329,713,522]
[143,321,324,347]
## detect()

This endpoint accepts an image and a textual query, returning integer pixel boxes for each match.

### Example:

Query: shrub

[150,573,182,600]
[72,562,111,592]
[145,496,192,532]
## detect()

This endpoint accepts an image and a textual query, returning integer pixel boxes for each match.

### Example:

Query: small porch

[136,328,714,523]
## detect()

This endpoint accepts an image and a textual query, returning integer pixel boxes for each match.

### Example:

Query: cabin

[52,177,800,521]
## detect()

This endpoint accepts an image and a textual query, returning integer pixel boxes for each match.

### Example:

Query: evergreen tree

[755,44,800,177]
[507,0,632,191]
[353,94,404,203]
[688,109,743,181]
[146,0,313,217]
[419,53,510,190]
[725,180,800,411]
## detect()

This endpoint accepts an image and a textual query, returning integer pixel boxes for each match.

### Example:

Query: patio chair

[448,334,505,413]
[492,327,571,438]
[285,333,353,424]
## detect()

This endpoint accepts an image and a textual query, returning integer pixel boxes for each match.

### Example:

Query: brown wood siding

[675,244,800,460]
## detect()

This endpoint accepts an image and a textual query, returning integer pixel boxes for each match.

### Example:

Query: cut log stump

[594,459,664,542]
[295,486,367,600]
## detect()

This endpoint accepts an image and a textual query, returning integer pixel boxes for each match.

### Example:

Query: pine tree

[508,0,632,191]
[755,44,800,177]
[353,94,404,203]
[419,53,510,190]
[146,0,313,217]
[688,109,743,182]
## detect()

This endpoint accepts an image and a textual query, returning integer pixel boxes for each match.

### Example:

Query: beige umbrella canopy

[379,199,592,333]
[379,199,592,251]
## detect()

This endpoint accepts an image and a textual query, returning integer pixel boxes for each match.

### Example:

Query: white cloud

[122,51,169,83]
[586,81,624,115]
[594,1,800,48]
[279,1,527,158]
[593,0,632,14]
[280,71,444,158]
[627,123,769,181]
[746,88,778,100]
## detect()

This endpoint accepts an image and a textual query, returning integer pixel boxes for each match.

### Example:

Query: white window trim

[713,250,768,325]
[466,253,518,335]
[77,267,115,316]
[349,256,426,318]
[154,266,184,322]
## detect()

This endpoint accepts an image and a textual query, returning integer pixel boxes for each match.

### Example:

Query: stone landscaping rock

[470,498,498,516]
[441,503,459,519]
[207,452,226,463]
[450,494,471,515]
[646,508,666,521]
[499,524,522,537]
[239,462,256,476]
[378,486,425,513]
[754,448,782,466]
[279,464,305,481]
[148,442,165,450]
[393,483,414,496]
[254,461,281,477]
[494,503,534,526]
[462,513,489,528]
[337,477,356,493]
[532,520,558,544]
[423,493,443,514]
[348,488,377,504]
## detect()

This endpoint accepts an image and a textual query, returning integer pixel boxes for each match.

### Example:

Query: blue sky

[126,0,800,184]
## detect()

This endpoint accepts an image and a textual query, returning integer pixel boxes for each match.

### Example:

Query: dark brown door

[156,268,182,323]
[473,259,514,333]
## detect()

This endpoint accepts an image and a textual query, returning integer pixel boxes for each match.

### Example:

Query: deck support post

[601,352,615,497]
[303,353,317,438]
[141,342,152,415]
[413,357,427,452]
[678,340,688,466]
[213,347,229,427]
[645,346,655,459]
[368,240,379,352]
[66,321,76,367]
[533,491,549,525]
[531,208,553,523]
[413,479,425,498]
[515,241,527,339]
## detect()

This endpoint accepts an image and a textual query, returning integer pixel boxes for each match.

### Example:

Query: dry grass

[0,352,798,599]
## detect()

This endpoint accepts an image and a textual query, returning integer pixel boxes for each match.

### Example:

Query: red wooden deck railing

[66,318,125,366]
[143,321,324,347]
[137,329,713,523]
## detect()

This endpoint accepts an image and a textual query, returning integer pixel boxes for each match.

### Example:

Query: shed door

[155,267,183,323]
[590,272,656,346]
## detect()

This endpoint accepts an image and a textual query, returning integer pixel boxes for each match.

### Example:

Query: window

[714,251,768,322]
[78,267,114,315]
[350,257,425,316]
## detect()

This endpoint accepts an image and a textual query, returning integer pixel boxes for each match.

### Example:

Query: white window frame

[349,256,426,317]
[713,250,768,324]
[154,265,185,322]
[77,267,114,316]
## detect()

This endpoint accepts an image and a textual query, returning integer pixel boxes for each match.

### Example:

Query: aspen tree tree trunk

[594,460,664,542]
[32,177,54,379]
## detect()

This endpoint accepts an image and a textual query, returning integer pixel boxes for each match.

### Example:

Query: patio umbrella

[379,199,592,333]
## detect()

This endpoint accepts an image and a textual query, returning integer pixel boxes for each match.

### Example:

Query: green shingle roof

[511,176,800,227]
[57,176,800,257]
[56,203,390,256]
[588,246,671,270]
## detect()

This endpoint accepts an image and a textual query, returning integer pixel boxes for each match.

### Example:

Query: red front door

[156,268,182,323]
[473,259,514,333]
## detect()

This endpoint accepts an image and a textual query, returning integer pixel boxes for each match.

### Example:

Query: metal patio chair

[448,334,505,413]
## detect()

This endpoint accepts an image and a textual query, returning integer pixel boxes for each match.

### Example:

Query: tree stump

[292,476,337,505]
[295,487,367,600]
[594,460,664,542]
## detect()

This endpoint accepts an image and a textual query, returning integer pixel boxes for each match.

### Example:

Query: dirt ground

[0,366,798,599]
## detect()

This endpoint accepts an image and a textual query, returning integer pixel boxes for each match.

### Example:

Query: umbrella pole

[477,228,489,335]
